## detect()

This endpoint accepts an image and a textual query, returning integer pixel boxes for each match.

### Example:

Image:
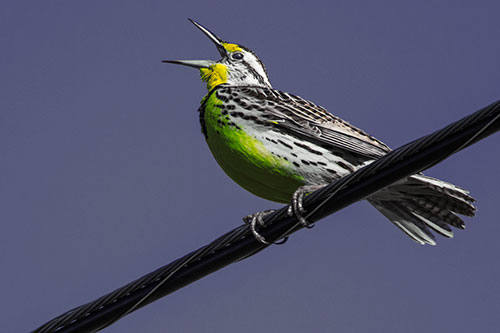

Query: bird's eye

[232,53,244,60]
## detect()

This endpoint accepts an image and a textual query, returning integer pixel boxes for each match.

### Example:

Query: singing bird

[163,19,475,245]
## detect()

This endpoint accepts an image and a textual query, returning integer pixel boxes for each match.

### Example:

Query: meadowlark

[163,19,475,245]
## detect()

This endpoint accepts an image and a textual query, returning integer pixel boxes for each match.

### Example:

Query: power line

[34,99,500,332]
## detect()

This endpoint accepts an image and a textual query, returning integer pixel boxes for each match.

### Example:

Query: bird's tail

[367,174,476,245]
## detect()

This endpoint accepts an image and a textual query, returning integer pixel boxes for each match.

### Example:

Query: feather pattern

[200,84,476,245]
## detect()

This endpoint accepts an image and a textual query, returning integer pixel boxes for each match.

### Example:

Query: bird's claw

[288,184,327,228]
[244,184,326,243]
[243,209,276,245]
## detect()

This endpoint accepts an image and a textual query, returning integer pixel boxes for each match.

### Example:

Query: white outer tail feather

[368,174,475,245]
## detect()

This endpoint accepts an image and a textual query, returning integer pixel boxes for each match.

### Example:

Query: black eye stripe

[241,60,265,84]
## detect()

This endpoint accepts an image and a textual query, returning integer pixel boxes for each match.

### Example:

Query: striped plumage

[199,85,385,203]
[165,20,476,245]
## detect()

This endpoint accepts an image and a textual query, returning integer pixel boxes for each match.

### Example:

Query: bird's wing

[232,86,391,159]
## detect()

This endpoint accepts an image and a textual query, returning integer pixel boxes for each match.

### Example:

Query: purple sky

[2,1,500,332]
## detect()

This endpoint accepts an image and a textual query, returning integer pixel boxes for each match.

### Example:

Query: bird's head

[163,19,272,91]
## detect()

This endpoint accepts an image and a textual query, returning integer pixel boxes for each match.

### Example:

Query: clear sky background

[2,1,500,332]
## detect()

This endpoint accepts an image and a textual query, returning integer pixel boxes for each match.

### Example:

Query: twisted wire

[34,99,500,332]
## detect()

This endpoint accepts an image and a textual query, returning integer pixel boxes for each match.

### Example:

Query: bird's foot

[244,209,285,245]
[287,184,327,228]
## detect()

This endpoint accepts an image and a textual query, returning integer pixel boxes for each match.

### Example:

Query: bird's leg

[243,184,326,243]
[243,209,276,244]
[288,184,328,227]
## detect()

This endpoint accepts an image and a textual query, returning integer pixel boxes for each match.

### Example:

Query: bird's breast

[199,91,305,203]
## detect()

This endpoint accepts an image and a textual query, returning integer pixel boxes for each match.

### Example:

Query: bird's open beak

[162,19,227,68]
[161,59,215,69]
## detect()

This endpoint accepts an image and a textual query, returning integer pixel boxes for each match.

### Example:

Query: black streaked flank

[242,115,258,121]
[337,161,354,172]
[265,137,278,144]
[293,141,323,155]
[277,139,293,149]
[229,111,244,118]
[326,168,338,175]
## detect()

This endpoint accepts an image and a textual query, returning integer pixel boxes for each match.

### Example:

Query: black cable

[33,99,500,332]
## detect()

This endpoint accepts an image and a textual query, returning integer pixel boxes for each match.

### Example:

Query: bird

[163,19,476,245]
